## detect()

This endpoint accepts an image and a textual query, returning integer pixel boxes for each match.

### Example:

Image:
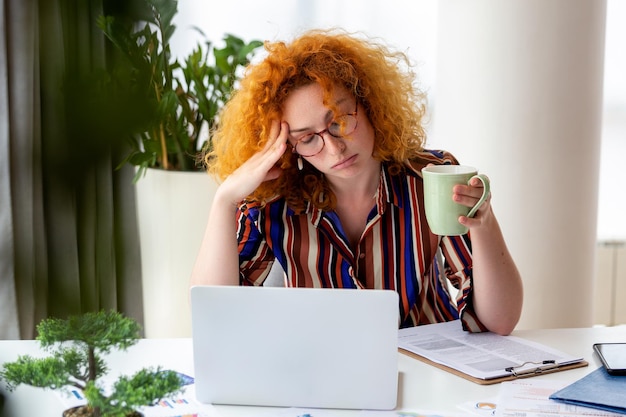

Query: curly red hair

[206,29,428,212]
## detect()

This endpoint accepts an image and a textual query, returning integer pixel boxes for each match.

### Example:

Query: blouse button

[359,253,366,259]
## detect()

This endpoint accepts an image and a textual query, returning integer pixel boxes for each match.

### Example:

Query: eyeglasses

[291,102,359,157]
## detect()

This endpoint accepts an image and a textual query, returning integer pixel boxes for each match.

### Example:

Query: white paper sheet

[398,320,584,380]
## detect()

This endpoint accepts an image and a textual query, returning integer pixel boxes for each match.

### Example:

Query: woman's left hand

[453,176,493,230]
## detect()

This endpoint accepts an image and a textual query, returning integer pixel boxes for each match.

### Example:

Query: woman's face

[282,83,377,180]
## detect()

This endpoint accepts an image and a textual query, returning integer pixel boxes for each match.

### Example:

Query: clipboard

[399,348,589,385]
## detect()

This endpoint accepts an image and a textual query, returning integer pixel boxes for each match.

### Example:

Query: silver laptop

[190,285,399,410]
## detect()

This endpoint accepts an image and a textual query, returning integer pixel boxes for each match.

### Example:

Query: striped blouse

[236,150,487,332]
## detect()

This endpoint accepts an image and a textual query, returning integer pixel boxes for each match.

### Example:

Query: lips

[331,154,357,170]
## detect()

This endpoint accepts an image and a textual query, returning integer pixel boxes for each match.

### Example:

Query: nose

[322,132,346,155]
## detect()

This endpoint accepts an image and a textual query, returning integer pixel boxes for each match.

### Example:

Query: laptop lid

[190,286,399,410]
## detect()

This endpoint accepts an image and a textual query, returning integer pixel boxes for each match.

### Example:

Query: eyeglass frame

[290,101,359,157]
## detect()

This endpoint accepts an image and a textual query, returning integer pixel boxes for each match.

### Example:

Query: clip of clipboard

[399,349,588,385]
[504,360,559,377]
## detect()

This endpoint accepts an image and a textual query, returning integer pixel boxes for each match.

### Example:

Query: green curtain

[1,0,143,339]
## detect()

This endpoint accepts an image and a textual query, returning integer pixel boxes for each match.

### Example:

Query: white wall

[433,0,606,330]
[597,0,626,241]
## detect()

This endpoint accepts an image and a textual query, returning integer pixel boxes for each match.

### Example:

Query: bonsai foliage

[96,0,262,180]
[0,310,184,417]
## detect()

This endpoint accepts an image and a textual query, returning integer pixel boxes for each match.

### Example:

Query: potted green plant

[0,310,185,417]
[97,0,263,180]
[96,0,262,338]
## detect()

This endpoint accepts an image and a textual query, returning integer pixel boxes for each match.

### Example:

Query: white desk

[1,326,625,416]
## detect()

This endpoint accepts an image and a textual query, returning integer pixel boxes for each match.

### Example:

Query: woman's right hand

[216,119,289,206]
[191,120,289,287]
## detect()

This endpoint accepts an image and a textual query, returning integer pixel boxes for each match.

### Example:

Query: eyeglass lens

[295,113,358,157]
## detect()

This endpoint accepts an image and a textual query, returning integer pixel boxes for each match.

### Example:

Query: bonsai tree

[0,310,184,417]
[96,0,263,181]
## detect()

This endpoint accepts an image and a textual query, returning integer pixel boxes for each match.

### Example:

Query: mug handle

[466,174,490,218]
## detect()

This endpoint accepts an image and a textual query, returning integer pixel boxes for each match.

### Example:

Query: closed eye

[299,133,317,144]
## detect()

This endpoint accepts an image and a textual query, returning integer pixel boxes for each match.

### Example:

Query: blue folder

[549,367,626,414]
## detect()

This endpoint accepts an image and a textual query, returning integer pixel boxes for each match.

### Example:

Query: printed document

[398,320,584,380]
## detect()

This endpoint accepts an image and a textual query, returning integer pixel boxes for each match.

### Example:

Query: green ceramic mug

[422,165,490,236]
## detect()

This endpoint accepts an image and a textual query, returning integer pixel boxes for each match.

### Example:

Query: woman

[191,29,523,335]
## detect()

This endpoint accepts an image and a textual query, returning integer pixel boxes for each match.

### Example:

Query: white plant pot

[134,168,218,338]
